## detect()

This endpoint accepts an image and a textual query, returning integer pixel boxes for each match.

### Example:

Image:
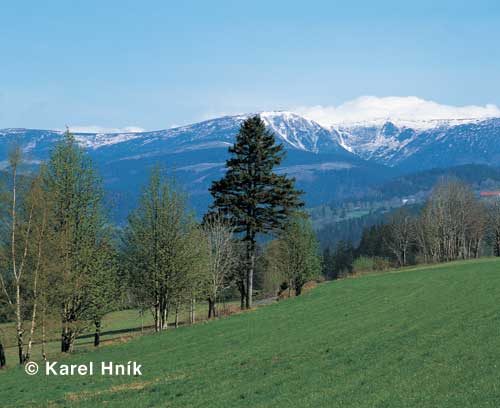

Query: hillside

[1,258,499,407]
[310,164,500,248]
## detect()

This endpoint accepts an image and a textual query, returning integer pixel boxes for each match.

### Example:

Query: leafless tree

[385,208,414,267]
[417,179,486,263]
[203,213,235,318]
[0,149,48,364]
[487,199,500,256]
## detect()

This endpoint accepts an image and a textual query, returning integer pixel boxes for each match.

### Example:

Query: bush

[353,257,391,273]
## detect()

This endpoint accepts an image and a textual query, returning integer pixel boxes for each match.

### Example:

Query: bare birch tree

[0,149,48,364]
[203,213,235,319]
[385,208,414,267]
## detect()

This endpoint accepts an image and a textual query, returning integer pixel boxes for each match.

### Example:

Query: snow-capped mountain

[0,112,387,220]
[336,117,500,169]
[71,111,343,154]
[1,111,500,219]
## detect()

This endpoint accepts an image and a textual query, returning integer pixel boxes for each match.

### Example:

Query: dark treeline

[323,179,500,278]
[0,116,323,367]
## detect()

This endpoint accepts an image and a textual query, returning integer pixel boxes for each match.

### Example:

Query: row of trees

[0,135,117,364]
[123,168,236,331]
[382,180,497,265]
[327,180,500,274]
[0,116,322,367]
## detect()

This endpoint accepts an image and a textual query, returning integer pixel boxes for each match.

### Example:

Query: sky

[1,0,500,131]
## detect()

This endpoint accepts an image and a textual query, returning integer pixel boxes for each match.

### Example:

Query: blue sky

[1,0,500,130]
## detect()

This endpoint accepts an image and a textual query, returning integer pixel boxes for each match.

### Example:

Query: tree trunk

[239,284,246,310]
[61,328,70,353]
[68,330,77,353]
[25,289,39,363]
[94,320,101,347]
[295,281,303,296]
[174,303,179,328]
[190,298,196,324]
[161,304,169,330]
[25,316,36,362]
[246,239,255,309]
[0,342,6,368]
[26,216,44,363]
[16,284,24,364]
[208,298,216,319]
[154,303,160,332]
[61,324,75,353]
[41,306,46,360]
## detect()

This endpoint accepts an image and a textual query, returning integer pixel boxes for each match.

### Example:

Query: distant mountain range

[337,117,500,169]
[1,111,499,220]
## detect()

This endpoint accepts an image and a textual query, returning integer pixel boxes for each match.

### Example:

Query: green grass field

[1,258,500,407]
[0,301,238,365]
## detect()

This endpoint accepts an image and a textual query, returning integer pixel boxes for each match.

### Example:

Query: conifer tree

[209,116,303,308]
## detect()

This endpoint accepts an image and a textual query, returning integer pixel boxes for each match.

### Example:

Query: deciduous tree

[43,130,112,352]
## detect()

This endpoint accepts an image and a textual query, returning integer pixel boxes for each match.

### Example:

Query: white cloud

[294,96,500,128]
[65,125,146,134]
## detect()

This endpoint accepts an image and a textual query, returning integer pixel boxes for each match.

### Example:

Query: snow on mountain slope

[0,113,371,219]
[2,111,500,220]
[335,117,500,168]
[337,121,419,163]
[259,111,344,153]
[70,111,346,155]
[2,112,500,171]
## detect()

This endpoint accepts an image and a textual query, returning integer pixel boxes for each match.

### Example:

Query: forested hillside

[310,164,500,248]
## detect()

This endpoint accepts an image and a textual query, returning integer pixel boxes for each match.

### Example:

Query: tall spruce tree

[209,115,303,308]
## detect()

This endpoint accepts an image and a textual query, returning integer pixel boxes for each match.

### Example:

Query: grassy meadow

[1,258,500,407]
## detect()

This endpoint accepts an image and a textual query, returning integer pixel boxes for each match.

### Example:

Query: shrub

[353,257,391,273]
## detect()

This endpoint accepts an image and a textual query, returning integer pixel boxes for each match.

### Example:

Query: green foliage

[332,240,355,278]
[43,130,114,351]
[357,224,392,259]
[123,165,208,330]
[260,240,285,297]
[85,235,119,320]
[352,256,391,273]
[315,209,392,250]
[264,215,321,296]
[209,116,303,236]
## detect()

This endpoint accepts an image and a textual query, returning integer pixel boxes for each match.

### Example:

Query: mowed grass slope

[0,302,238,364]
[2,258,500,407]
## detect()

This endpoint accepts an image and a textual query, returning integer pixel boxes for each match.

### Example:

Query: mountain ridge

[3,111,499,170]
[1,111,499,220]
